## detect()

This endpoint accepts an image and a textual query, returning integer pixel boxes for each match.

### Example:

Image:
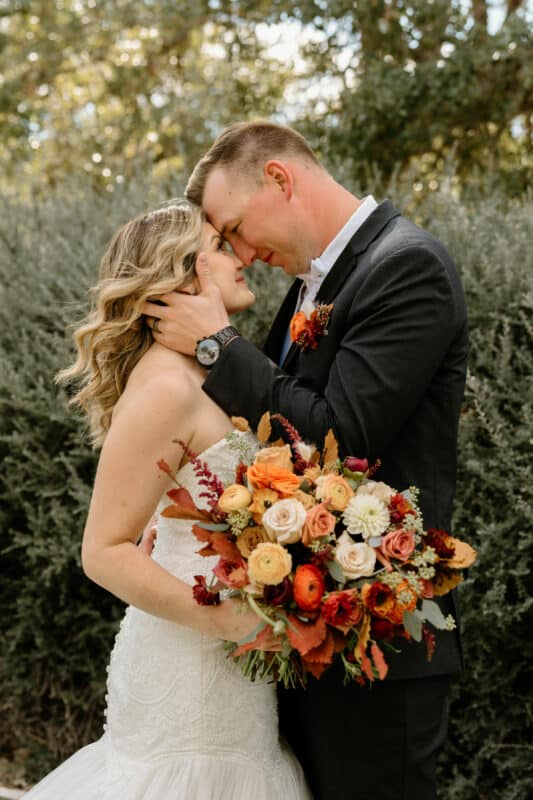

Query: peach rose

[381,528,416,562]
[254,444,294,472]
[217,484,252,513]
[335,532,376,580]
[247,488,279,524]
[316,474,355,512]
[302,502,337,545]
[247,463,301,497]
[262,498,307,545]
[247,542,292,586]
[236,525,270,558]
[356,481,395,504]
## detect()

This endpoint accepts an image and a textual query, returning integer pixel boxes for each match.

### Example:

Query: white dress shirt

[278,195,378,364]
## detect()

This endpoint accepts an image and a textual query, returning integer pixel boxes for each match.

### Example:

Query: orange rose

[302,502,337,545]
[254,444,294,472]
[247,463,301,498]
[290,311,307,341]
[247,488,279,524]
[316,474,354,511]
[236,525,270,558]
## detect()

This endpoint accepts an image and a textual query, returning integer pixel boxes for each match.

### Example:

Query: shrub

[0,174,531,797]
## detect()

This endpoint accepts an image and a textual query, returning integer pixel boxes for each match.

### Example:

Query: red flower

[370,617,398,641]
[343,457,369,474]
[290,304,333,351]
[389,493,415,524]
[425,528,456,559]
[263,576,293,606]
[192,575,220,606]
[322,590,364,633]
[293,564,325,612]
[213,557,248,589]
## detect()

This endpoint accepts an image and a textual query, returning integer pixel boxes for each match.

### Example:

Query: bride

[24,202,310,799]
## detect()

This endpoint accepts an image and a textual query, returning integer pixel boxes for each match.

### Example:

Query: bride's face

[197,222,255,314]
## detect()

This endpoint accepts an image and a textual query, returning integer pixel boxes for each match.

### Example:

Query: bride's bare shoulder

[113,346,200,424]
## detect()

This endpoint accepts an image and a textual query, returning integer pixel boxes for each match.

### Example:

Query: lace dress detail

[23,432,310,800]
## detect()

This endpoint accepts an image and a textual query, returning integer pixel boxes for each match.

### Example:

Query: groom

[143,121,468,799]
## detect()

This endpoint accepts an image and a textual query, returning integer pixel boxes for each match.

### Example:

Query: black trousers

[278,674,451,800]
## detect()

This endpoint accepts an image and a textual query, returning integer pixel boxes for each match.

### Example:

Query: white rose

[335,532,376,580]
[262,498,307,545]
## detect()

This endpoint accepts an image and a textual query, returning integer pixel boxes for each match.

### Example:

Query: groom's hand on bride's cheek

[141,253,230,356]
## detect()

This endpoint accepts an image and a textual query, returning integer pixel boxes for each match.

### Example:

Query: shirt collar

[305,195,378,284]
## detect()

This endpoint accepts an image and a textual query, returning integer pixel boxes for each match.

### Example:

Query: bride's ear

[264,160,293,200]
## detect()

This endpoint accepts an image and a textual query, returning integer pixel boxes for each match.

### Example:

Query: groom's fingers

[195,251,216,295]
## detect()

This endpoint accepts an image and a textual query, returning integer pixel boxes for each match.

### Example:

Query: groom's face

[202,165,311,276]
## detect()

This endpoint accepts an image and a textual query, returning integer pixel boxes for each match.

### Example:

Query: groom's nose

[232,239,257,267]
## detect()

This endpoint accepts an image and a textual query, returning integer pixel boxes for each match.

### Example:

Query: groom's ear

[263,160,293,200]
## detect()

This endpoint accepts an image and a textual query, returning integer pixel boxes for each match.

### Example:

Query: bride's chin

[227,292,255,314]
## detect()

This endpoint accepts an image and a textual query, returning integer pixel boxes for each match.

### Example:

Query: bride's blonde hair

[57,200,204,446]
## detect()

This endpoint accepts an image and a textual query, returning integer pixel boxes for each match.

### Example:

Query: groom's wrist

[195,326,240,369]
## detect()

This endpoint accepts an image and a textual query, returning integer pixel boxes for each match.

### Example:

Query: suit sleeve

[203,245,464,459]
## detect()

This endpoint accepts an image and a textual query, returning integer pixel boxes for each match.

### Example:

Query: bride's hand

[214,598,282,651]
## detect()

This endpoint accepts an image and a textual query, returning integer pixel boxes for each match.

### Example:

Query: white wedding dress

[24,432,310,799]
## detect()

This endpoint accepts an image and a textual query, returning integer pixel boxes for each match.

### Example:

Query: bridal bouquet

[159,413,476,688]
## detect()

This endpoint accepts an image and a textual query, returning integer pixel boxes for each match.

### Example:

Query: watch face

[196,337,221,367]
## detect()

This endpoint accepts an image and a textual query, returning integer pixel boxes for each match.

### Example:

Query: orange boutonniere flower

[290,302,333,351]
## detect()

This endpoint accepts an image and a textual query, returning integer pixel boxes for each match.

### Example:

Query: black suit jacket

[204,200,468,679]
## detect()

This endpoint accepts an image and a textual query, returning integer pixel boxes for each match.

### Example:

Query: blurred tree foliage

[1,0,530,193]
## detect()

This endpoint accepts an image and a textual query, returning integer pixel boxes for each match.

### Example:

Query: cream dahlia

[342,494,390,540]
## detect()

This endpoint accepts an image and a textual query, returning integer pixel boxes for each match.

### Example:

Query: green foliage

[1,1,530,192]
[1,173,531,800]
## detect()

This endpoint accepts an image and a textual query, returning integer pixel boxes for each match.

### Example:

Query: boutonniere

[290,298,334,351]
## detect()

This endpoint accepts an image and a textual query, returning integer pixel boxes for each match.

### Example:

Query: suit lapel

[265,201,401,370]
[263,278,302,362]
[315,200,400,305]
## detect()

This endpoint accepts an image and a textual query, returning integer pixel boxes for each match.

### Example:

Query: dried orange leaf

[445,538,477,569]
[432,568,463,596]
[161,503,211,521]
[322,428,339,470]
[354,612,371,662]
[231,416,250,432]
[371,642,389,680]
[287,613,327,656]
[257,412,272,443]
[360,652,375,682]
[302,628,335,665]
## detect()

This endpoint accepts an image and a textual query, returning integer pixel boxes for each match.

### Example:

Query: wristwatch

[195,326,240,369]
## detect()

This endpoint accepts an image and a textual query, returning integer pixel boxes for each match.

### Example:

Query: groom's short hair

[185,120,321,206]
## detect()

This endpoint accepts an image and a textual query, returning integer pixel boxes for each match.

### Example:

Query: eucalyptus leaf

[327,559,346,583]
[236,621,267,647]
[403,610,423,642]
[421,599,447,630]
[368,536,383,548]
[194,522,230,531]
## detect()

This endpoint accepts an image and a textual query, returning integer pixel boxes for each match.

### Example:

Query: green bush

[0,174,531,798]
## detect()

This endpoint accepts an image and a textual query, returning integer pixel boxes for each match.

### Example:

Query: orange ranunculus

[247,463,301,498]
[217,483,252,513]
[293,564,325,612]
[247,488,279,524]
[290,311,307,342]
